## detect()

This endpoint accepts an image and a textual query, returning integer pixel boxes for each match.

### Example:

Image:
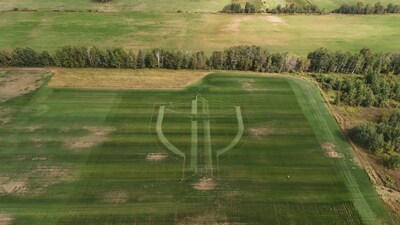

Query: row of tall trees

[221,2,399,14]
[1,46,400,76]
[333,2,400,14]
[350,112,400,168]
[268,3,323,14]
[221,2,256,13]
[308,48,400,75]
[316,73,400,107]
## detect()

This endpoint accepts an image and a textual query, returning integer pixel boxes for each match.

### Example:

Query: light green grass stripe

[156,105,185,158]
[200,98,213,176]
[190,99,198,172]
[288,77,389,225]
[216,106,244,157]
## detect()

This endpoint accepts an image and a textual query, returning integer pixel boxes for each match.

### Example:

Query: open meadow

[0,12,399,55]
[0,0,396,12]
[0,69,394,224]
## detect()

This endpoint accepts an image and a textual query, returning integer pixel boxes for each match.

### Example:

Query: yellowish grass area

[49,68,209,89]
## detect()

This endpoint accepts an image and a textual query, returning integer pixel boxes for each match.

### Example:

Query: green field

[0,12,399,55]
[0,71,394,224]
[0,0,395,11]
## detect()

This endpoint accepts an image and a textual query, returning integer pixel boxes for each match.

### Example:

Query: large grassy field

[0,12,399,55]
[0,0,395,11]
[0,70,394,224]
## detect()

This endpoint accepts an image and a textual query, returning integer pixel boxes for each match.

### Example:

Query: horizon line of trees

[333,2,400,14]
[268,3,324,14]
[221,2,256,13]
[221,2,400,14]
[0,46,400,75]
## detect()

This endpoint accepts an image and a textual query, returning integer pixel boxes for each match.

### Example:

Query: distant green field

[0,12,399,55]
[0,0,234,12]
[0,0,396,11]
[0,71,394,224]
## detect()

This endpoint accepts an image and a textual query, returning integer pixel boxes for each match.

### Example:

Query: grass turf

[0,12,399,55]
[0,71,394,224]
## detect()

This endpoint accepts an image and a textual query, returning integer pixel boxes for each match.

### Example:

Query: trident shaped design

[156,95,244,179]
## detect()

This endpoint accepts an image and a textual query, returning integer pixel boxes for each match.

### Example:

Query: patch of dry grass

[49,68,209,89]
[0,68,47,102]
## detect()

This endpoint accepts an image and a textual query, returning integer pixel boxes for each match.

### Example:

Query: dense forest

[350,112,400,169]
[1,46,400,76]
[315,73,400,107]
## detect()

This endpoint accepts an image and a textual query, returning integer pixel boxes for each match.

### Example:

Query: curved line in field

[156,105,185,158]
[216,106,244,157]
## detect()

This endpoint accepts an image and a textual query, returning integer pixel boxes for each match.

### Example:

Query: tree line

[1,46,400,75]
[221,2,400,14]
[350,112,400,169]
[221,2,256,13]
[268,3,323,14]
[333,2,400,14]
[315,73,400,107]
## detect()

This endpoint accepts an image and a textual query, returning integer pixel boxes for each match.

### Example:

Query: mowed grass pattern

[0,73,393,224]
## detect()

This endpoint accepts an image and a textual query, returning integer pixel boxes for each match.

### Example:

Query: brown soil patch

[0,212,13,225]
[49,68,208,90]
[0,165,74,195]
[65,126,115,149]
[0,69,47,101]
[377,186,400,214]
[193,177,217,191]
[104,191,129,204]
[146,153,168,161]
[0,179,28,194]
[248,127,273,139]
[322,142,344,158]
[0,108,15,126]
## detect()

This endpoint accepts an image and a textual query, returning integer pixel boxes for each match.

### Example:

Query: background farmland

[0,0,396,11]
[0,12,399,55]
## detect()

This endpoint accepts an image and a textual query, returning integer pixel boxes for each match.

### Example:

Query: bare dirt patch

[146,153,168,162]
[376,186,400,214]
[0,69,47,101]
[248,127,273,139]
[0,179,28,194]
[0,108,15,126]
[104,191,129,204]
[322,142,344,158]
[49,68,208,90]
[193,177,217,191]
[65,126,115,149]
[0,165,74,195]
[0,212,13,225]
